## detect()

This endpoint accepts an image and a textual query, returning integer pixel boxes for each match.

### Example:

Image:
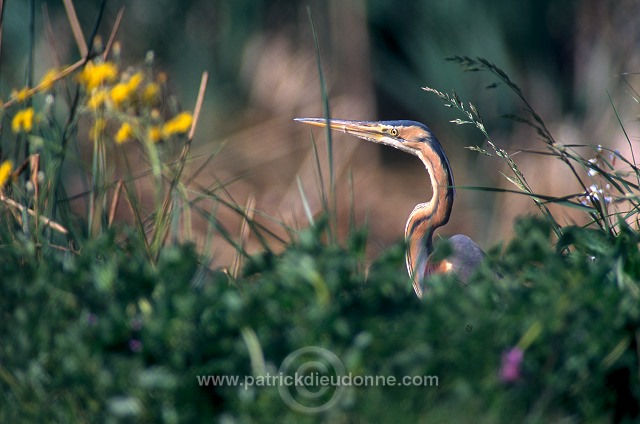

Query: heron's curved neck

[404,141,455,284]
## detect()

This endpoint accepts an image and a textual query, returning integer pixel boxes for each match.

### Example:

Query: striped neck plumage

[404,137,455,297]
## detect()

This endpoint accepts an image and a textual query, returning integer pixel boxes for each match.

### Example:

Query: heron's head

[294,118,440,157]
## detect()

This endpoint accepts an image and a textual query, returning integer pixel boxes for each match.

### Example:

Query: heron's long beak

[294,118,392,145]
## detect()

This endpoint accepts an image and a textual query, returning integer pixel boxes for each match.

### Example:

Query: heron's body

[295,117,485,298]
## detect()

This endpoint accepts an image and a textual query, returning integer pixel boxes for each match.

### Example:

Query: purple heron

[295,118,485,298]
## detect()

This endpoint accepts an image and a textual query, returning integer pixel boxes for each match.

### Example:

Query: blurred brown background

[2,0,640,265]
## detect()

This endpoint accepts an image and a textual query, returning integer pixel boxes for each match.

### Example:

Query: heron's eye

[389,128,399,137]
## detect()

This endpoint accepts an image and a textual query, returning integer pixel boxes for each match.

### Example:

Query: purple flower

[129,339,143,353]
[87,313,98,326]
[499,347,524,383]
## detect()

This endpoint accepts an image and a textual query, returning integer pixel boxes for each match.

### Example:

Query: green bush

[1,217,638,423]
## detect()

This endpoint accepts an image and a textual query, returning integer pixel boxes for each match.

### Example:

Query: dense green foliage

[1,217,638,423]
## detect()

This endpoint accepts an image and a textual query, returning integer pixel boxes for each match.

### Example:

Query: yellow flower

[11,107,35,133]
[77,61,118,91]
[127,72,144,90]
[87,89,109,110]
[115,122,134,144]
[11,87,31,103]
[148,126,162,143]
[90,118,107,139]
[141,83,160,105]
[39,69,59,91]
[0,160,13,188]
[162,112,193,137]
[110,72,144,108]
[109,83,130,107]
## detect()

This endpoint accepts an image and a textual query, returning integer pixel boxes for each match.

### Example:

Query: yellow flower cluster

[135,112,193,144]
[162,112,193,138]
[81,63,160,113]
[0,160,13,188]
[12,108,35,133]
[77,61,118,91]
[141,83,160,104]
[73,59,192,145]
[4,58,193,146]
[87,90,109,110]
[110,72,144,108]
[11,87,31,103]
[39,69,60,91]
[115,122,134,144]
[5,70,59,105]
[148,126,163,143]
